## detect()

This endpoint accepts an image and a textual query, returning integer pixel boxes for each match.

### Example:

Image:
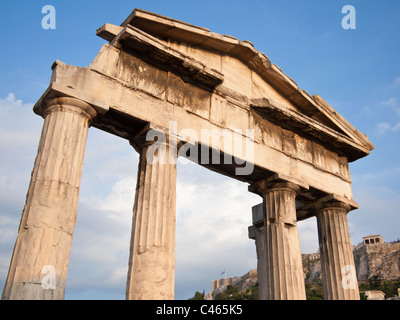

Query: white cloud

[392,121,400,132]
[379,97,398,108]
[298,218,319,253]
[66,199,132,293]
[374,120,400,137]
[374,95,400,136]
[0,96,40,148]
[2,93,22,106]
[358,105,372,117]
[374,122,391,137]
[379,97,400,116]
[175,166,260,298]
[392,77,400,89]
[350,184,400,244]
[66,135,137,298]
[0,93,39,130]
[174,163,320,298]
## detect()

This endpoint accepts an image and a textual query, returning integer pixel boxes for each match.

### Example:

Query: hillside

[204,238,400,300]
[304,239,400,283]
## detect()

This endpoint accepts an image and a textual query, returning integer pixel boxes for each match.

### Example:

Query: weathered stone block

[169,41,222,73]
[325,149,341,177]
[166,72,185,106]
[183,83,211,119]
[312,141,327,170]
[221,55,252,97]
[210,94,227,127]
[281,129,297,157]
[263,122,283,151]
[225,101,250,134]
[136,59,167,100]
[295,134,313,164]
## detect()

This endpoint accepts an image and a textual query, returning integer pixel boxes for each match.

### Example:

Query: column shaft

[126,138,177,300]
[249,203,267,300]
[263,185,306,300]
[2,97,96,300]
[317,203,360,300]
[254,226,267,300]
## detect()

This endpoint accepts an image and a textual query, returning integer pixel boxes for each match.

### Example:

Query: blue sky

[0,0,399,300]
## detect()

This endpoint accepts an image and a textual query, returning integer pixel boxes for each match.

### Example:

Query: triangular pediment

[96,8,374,161]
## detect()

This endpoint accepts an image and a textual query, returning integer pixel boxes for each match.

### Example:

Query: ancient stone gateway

[2,9,374,300]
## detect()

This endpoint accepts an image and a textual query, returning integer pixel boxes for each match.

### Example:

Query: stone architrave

[2,97,96,300]
[249,174,308,300]
[126,126,177,300]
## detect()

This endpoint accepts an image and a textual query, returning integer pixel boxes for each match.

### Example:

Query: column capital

[317,201,352,214]
[248,173,309,196]
[298,194,358,217]
[129,123,180,152]
[39,97,97,122]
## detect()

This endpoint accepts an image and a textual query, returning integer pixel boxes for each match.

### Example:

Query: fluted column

[249,175,307,300]
[248,203,267,300]
[2,97,97,300]
[316,201,360,300]
[126,127,177,300]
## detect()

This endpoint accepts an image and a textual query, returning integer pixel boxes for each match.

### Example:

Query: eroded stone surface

[2,98,96,300]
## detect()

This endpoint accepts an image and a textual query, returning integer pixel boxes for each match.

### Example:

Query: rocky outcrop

[353,241,400,282]
[207,239,400,299]
[302,253,322,283]
[303,240,400,283]
[205,269,257,300]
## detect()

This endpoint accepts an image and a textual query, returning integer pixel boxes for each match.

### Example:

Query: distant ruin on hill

[207,235,400,300]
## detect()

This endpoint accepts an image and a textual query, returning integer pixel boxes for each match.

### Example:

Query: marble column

[2,97,97,300]
[249,174,307,300]
[126,127,177,300]
[248,203,267,300]
[316,201,360,300]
